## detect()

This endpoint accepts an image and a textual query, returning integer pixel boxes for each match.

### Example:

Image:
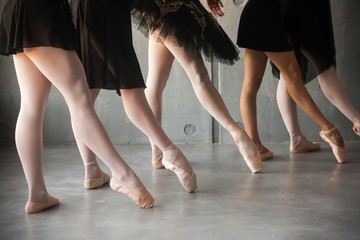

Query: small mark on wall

[184,124,197,136]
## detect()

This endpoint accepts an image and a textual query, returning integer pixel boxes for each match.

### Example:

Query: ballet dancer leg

[121,88,197,192]
[145,36,175,169]
[276,75,320,153]
[266,51,346,163]
[155,38,262,173]
[22,47,154,208]
[240,49,274,161]
[73,89,111,189]
[317,66,360,136]
[13,53,59,213]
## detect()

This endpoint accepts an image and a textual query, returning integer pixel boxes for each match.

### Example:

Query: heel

[319,127,347,163]
[110,178,154,208]
[352,115,360,137]
[162,144,197,193]
[25,196,59,214]
[289,131,321,153]
[151,145,165,169]
[83,161,111,189]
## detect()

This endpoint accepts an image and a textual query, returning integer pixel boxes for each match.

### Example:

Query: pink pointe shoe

[84,161,111,189]
[234,132,263,173]
[151,145,165,169]
[290,131,321,153]
[162,144,197,193]
[259,145,274,161]
[319,127,347,163]
[25,196,59,214]
[352,115,360,137]
[110,178,154,208]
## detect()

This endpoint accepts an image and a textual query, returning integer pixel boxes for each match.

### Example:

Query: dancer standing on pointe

[69,0,197,193]
[206,0,346,163]
[132,0,263,174]
[271,0,360,154]
[0,0,153,212]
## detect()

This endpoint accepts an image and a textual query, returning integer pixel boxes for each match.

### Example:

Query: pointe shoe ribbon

[25,196,59,214]
[110,178,154,208]
[162,144,197,193]
[290,132,321,153]
[151,145,165,169]
[352,115,360,137]
[319,127,347,163]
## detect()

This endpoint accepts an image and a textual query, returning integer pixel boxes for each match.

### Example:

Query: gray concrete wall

[0,0,359,147]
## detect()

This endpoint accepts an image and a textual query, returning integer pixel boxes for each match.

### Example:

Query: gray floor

[0,143,359,240]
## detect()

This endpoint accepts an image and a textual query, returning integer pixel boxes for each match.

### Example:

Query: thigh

[162,38,208,80]
[265,51,301,79]
[243,49,268,90]
[23,46,89,99]
[147,35,175,89]
[13,53,52,109]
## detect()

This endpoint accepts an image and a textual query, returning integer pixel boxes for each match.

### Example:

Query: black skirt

[132,0,240,65]
[70,0,146,94]
[271,0,336,83]
[237,0,292,52]
[0,0,77,56]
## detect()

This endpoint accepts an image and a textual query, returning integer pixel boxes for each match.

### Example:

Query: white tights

[13,47,146,203]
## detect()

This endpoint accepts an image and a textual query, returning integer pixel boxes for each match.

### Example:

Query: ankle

[290,131,303,147]
[28,189,50,204]
[84,160,103,180]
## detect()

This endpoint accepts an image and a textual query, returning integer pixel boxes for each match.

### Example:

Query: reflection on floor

[0,143,359,240]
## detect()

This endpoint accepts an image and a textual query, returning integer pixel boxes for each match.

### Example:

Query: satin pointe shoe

[83,161,111,189]
[319,127,347,163]
[152,145,165,169]
[162,144,197,193]
[352,115,360,137]
[259,145,274,161]
[110,178,154,208]
[234,132,263,173]
[25,196,59,214]
[290,131,321,153]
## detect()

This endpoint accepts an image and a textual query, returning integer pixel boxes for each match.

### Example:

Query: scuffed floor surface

[0,143,359,240]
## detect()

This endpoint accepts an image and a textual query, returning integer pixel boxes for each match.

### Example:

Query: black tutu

[132,0,240,65]
[237,0,292,52]
[271,0,336,83]
[70,0,146,94]
[0,0,77,56]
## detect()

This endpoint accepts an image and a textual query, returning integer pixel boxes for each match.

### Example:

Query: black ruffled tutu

[70,0,146,94]
[237,0,292,52]
[271,0,336,83]
[132,0,239,65]
[0,0,77,56]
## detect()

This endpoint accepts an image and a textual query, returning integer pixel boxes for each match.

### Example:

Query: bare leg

[318,66,360,134]
[267,51,345,162]
[240,49,273,160]
[21,47,148,196]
